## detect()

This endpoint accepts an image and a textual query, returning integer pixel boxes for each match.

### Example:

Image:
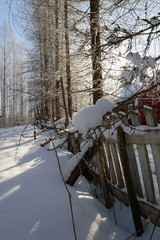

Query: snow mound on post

[73,105,102,133]
[73,98,116,134]
[96,97,116,115]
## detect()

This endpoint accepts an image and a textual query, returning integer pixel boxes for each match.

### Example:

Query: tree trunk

[12,41,16,126]
[37,9,44,122]
[64,0,72,119]
[60,77,69,127]
[55,0,60,120]
[2,31,7,128]
[43,5,50,122]
[20,51,23,123]
[90,0,103,104]
[48,4,55,124]
[2,48,6,128]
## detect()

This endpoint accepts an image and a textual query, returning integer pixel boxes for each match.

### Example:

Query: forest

[1,1,160,240]
[1,0,160,128]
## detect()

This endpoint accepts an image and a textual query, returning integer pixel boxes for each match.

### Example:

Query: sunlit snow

[0,125,160,239]
[73,97,116,133]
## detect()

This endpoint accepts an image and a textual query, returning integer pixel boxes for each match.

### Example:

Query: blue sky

[0,0,25,42]
[0,1,9,25]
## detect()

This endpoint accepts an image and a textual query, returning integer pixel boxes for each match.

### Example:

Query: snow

[120,71,132,82]
[1,125,160,240]
[122,125,149,135]
[63,139,94,181]
[143,56,156,68]
[96,97,116,115]
[150,17,159,25]
[117,83,142,99]
[123,124,160,135]
[105,33,118,45]
[118,52,156,100]
[126,52,156,68]
[143,105,153,110]
[72,105,102,134]
[73,98,116,134]
[126,52,142,66]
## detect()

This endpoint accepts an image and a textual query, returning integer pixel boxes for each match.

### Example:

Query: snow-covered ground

[0,125,160,240]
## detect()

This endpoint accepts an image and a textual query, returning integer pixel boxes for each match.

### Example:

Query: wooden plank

[110,143,125,189]
[68,134,76,153]
[109,184,129,206]
[151,145,160,196]
[137,144,157,204]
[105,142,117,184]
[84,165,101,183]
[131,112,141,126]
[118,111,129,126]
[66,159,87,186]
[117,126,143,236]
[125,129,160,145]
[94,152,100,173]
[144,107,157,127]
[126,144,143,198]
[91,155,98,171]
[109,185,160,225]
[139,201,160,227]
[97,151,112,209]
[66,141,101,185]
[99,143,111,180]
[111,189,160,227]
[84,166,160,226]
[109,184,160,226]
[102,116,111,129]
[84,166,129,206]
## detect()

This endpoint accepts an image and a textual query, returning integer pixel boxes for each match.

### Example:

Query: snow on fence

[66,105,160,232]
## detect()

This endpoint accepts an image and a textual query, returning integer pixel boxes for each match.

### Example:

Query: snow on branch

[126,52,156,68]
[72,97,116,134]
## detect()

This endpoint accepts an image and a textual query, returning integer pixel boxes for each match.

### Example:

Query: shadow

[0,127,133,240]
[0,141,77,240]
[0,138,34,152]
[71,180,132,240]
[0,143,43,173]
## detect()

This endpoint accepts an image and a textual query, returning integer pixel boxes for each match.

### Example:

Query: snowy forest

[1,1,160,240]
[0,0,160,127]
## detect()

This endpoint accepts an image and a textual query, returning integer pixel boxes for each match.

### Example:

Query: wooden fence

[66,106,160,234]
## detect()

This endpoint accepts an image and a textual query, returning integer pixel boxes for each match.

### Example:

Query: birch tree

[15,0,160,124]
[0,21,27,127]
[0,22,10,128]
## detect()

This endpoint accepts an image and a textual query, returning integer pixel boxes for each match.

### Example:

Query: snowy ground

[0,125,160,240]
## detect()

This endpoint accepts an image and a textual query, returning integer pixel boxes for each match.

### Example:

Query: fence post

[96,151,112,209]
[117,126,143,236]
[143,106,157,127]
[130,111,141,125]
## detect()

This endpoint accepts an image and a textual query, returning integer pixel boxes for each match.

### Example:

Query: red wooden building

[117,83,160,125]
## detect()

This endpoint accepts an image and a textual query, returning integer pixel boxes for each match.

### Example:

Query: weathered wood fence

[66,106,160,234]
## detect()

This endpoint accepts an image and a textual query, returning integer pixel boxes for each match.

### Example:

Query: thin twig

[15,123,31,161]
[150,209,160,240]
[125,222,149,240]
[49,132,78,240]
[15,119,38,161]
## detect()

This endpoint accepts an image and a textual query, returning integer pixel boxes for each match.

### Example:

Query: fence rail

[67,106,160,232]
